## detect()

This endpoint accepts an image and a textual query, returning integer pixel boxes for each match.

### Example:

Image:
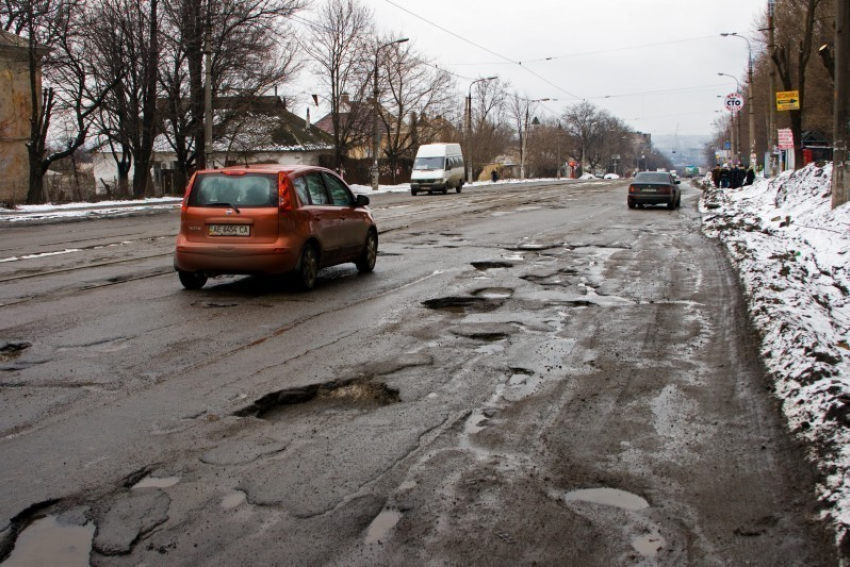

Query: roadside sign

[724,93,744,113]
[778,128,794,150]
[776,90,800,111]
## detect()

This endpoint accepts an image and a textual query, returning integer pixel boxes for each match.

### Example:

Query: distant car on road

[603,173,620,180]
[627,171,681,210]
[174,165,377,291]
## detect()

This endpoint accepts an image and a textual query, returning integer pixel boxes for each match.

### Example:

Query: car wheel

[178,270,207,290]
[411,189,418,196]
[456,183,462,194]
[294,244,318,291]
[355,231,378,273]
[628,200,636,209]
[442,187,448,195]
[667,199,675,210]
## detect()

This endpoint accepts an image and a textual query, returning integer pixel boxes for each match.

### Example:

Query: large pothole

[421,297,505,314]
[234,377,400,420]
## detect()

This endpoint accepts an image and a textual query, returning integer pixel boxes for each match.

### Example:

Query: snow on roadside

[700,163,850,554]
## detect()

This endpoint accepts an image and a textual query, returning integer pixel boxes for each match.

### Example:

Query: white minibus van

[410,143,464,196]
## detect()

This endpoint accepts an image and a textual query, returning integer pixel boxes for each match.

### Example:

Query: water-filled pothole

[1,515,95,567]
[471,288,513,300]
[563,487,649,511]
[422,297,505,314]
[132,476,181,490]
[633,533,666,557]
[234,377,400,420]
[364,509,402,545]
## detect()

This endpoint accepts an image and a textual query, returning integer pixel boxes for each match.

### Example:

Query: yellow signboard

[776,90,800,111]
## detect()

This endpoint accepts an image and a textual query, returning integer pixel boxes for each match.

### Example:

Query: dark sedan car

[628,171,681,210]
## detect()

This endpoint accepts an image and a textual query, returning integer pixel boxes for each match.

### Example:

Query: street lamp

[372,37,409,191]
[721,32,755,167]
[718,72,742,164]
[466,76,497,184]
[521,98,549,180]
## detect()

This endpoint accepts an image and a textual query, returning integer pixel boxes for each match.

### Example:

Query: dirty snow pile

[700,163,850,549]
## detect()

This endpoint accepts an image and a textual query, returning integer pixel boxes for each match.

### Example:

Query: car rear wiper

[207,202,240,214]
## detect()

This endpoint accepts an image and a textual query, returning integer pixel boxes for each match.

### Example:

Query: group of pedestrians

[711,164,755,188]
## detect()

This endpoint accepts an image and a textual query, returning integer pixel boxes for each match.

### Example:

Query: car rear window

[189,173,278,207]
[634,172,671,183]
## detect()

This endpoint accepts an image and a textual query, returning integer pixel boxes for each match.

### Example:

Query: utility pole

[832,0,849,208]
[768,0,778,176]
[203,16,213,170]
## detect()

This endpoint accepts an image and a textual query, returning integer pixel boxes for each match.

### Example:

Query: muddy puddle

[364,510,402,545]
[563,487,649,511]
[2,515,95,567]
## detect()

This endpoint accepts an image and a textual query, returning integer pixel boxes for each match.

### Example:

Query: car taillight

[660,186,671,194]
[279,176,295,211]
[181,172,197,213]
[628,185,636,194]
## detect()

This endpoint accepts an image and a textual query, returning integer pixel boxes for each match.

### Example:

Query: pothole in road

[422,297,506,314]
[471,261,514,271]
[504,243,563,252]
[633,533,666,558]
[0,514,95,567]
[233,377,400,420]
[0,341,32,359]
[193,301,240,309]
[132,476,181,490]
[563,487,649,511]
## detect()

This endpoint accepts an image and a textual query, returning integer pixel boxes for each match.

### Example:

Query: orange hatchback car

[174,165,377,290]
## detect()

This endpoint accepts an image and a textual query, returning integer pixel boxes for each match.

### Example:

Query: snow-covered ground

[0,177,569,222]
[700,163,850,554]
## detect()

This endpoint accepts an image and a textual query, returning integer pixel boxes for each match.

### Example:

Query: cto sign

[724,93,744,113]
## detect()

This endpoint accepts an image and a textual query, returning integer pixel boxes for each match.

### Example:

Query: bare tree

[562,101,606,174]
[90,0,160,198]
[158,0,304,188]
[378,38,454,183]
[770,0,830,168]
[468,77,510,180]
[302,0,373,172]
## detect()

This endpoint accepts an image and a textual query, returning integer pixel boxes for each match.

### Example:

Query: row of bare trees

[2,0,668,204]
[708,0,837,171]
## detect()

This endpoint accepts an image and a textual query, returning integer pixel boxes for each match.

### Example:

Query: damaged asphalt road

[0,181,837,565]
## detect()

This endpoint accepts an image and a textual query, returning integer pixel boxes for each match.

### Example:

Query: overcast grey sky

[295,0,769,137]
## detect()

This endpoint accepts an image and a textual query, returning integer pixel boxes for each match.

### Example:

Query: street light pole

[372,38,408,191]
[721,33,756,167]
[466,76,497,184]
[719,72,742,164]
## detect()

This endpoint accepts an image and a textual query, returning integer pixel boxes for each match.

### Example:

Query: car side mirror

[355,194,370,207]
[675,180,681,185]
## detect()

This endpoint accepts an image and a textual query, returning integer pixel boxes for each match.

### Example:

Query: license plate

[642,188,658,193]
[209,224,250,236]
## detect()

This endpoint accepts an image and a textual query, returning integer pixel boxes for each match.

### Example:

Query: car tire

[628,200,636,209]
[442,187,448,195]
[456,183,462,194]
[178,270,207,290]
[355,231,378,273]
[411,189,418,196]
[667,200,675,210]
[294,244,318,291]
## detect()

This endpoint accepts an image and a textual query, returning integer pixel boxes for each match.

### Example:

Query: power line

[382,0,584,100]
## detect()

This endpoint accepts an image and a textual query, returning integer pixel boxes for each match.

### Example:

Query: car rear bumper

[629,195,674,205]
[174,238,299,275]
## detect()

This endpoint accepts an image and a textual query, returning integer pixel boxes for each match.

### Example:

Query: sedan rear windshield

[189,173,278,207]
[414,157,445,170]
[634,172,672,183]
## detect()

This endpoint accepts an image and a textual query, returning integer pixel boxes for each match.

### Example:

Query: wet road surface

[0,180,836,565]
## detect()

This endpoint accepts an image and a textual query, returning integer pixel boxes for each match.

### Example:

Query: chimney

[306,108,311,129]
[340,92,350,108]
